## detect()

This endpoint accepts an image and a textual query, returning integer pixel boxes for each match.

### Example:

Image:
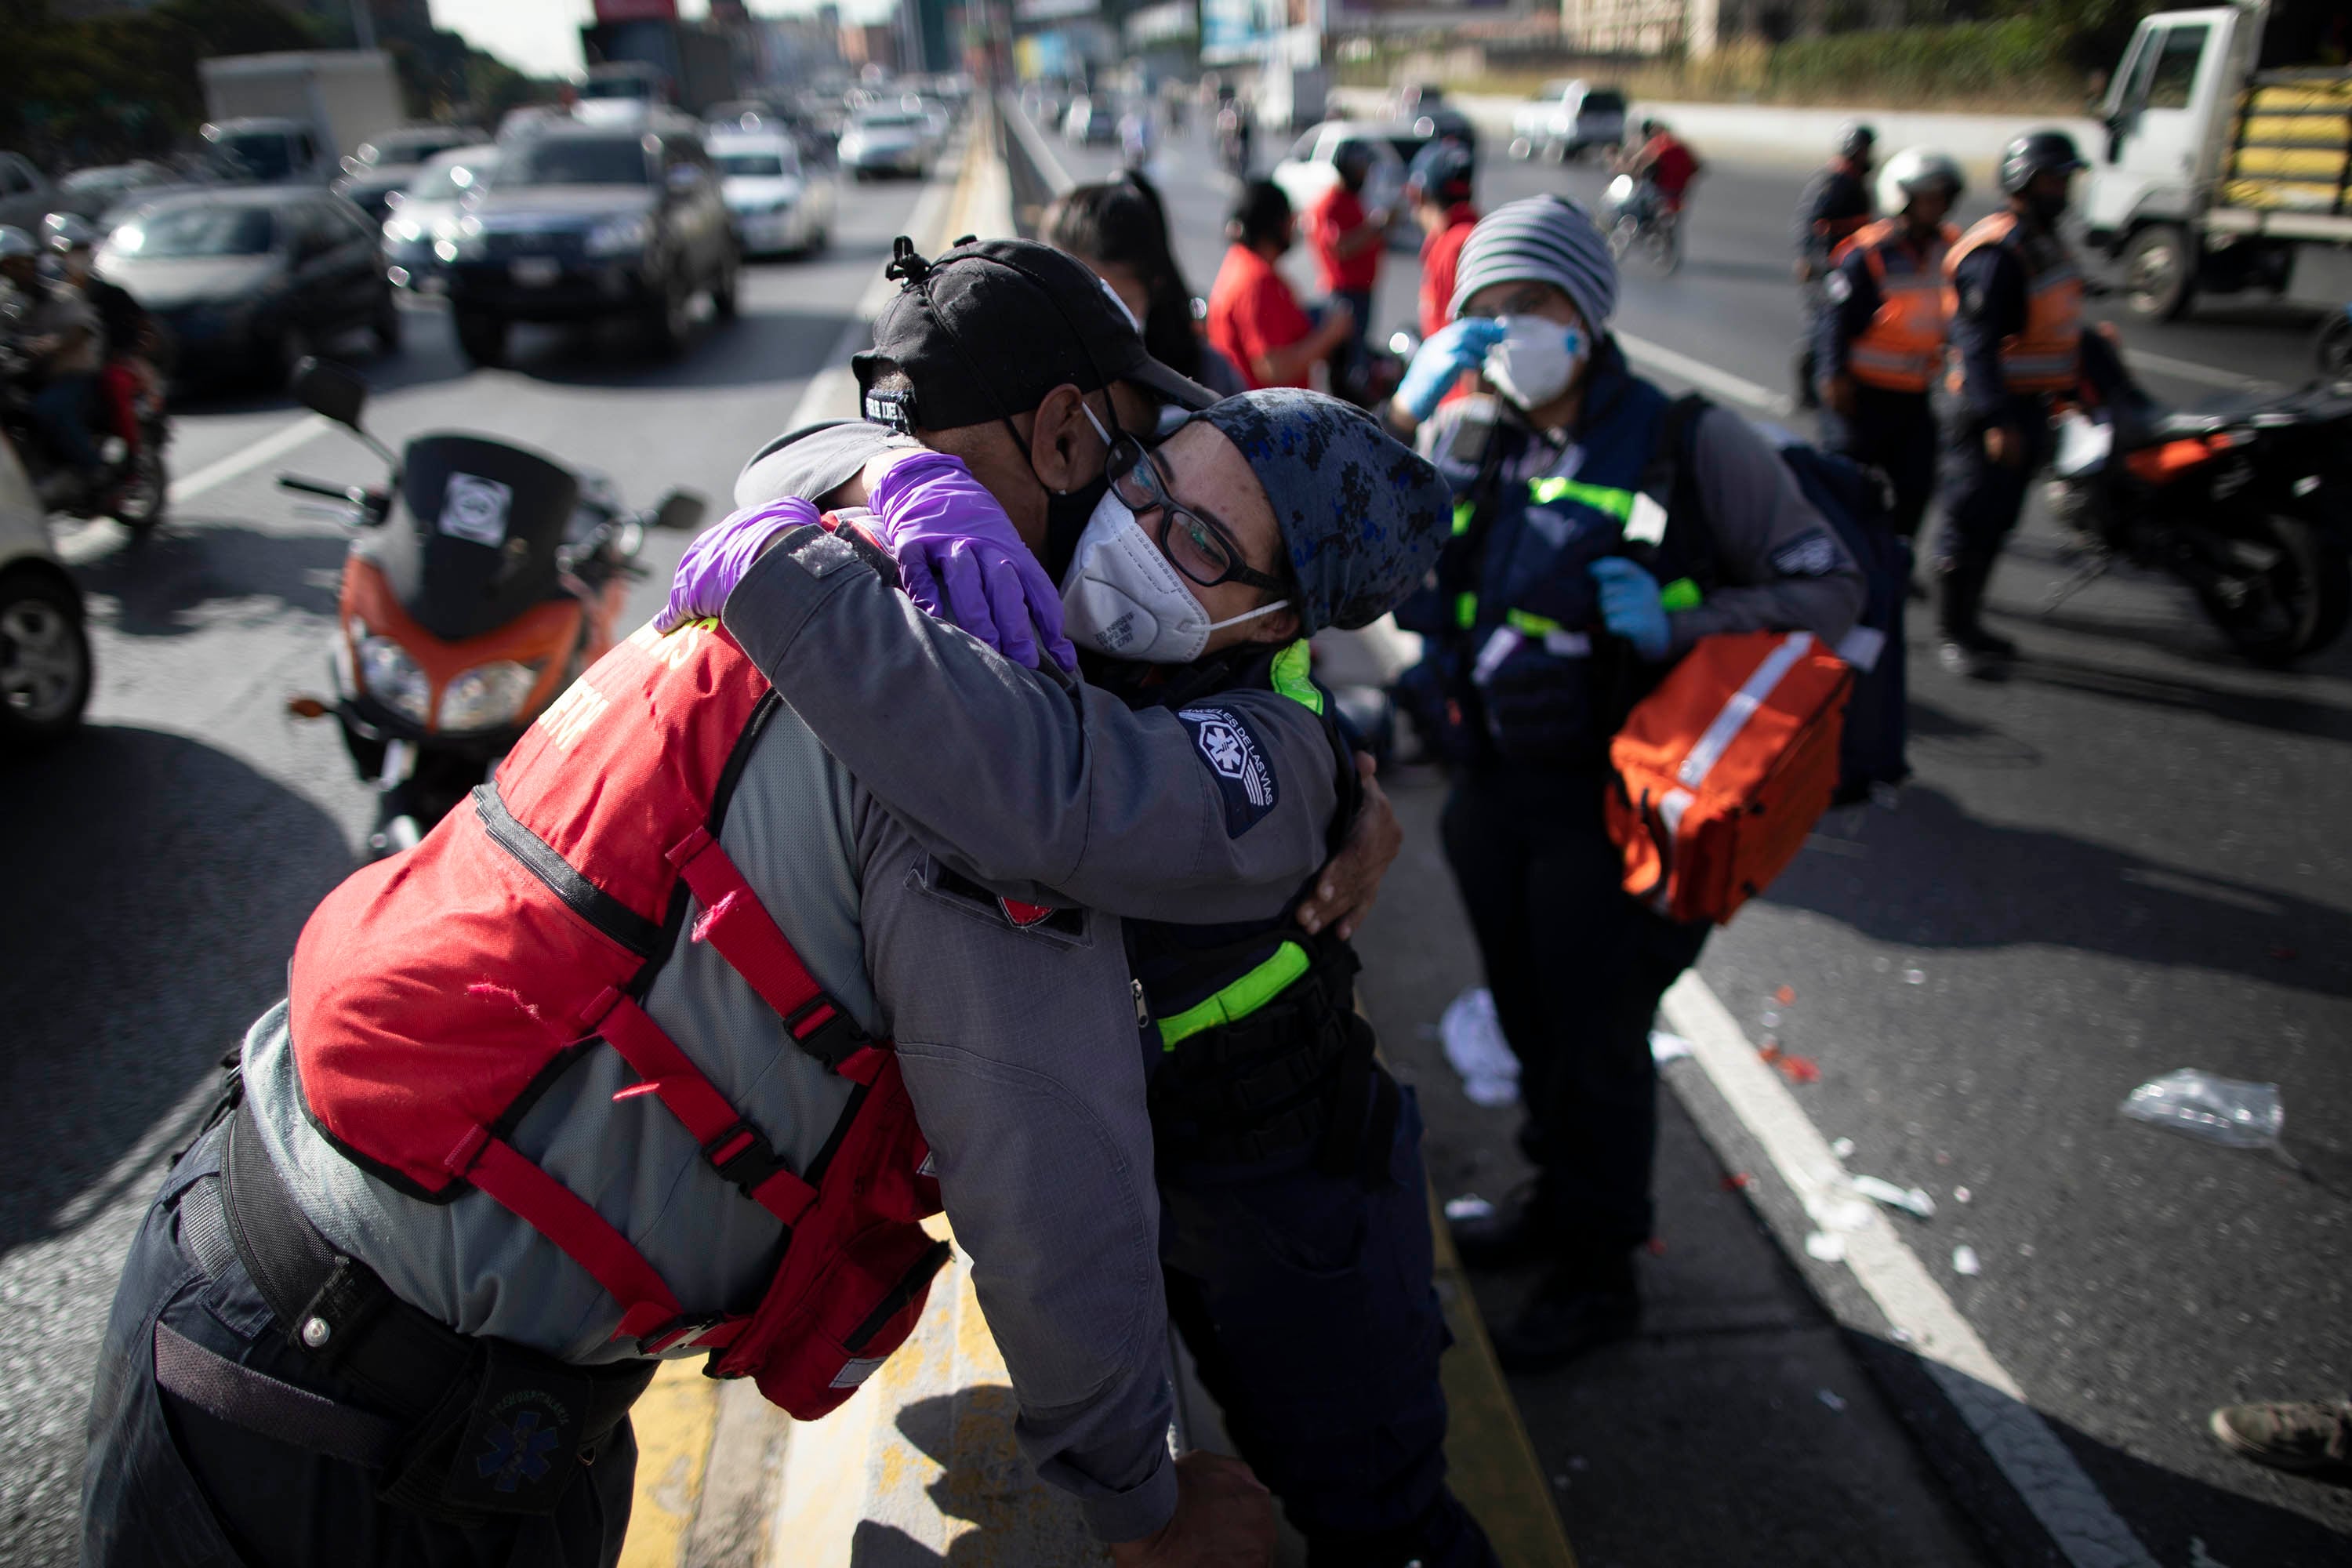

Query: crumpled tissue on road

[1440,987,1519,1107]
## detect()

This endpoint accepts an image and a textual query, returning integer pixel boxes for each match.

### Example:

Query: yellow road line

[619,1359,724,1567]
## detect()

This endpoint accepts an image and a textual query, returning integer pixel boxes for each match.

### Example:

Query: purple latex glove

[655,497,820,633]
[870,450,1077,673]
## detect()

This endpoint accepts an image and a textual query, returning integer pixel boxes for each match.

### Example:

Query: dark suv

[443,122,738,365]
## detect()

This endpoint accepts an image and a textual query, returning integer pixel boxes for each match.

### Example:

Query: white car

[710,129,834,256]
[1510,81,1627,163]
[1270,122,1415,247]
[837,110,929,180]
[0,432,92,746]
[380,143,497,292]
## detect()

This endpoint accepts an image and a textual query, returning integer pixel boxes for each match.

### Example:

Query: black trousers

[82,1123,637,1568]
[1819,383,1938,539]
[1937,396,2053,564]
[1439,768,1710,1256]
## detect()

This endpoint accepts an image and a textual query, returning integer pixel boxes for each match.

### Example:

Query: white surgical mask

[1060,490,1289,663]
[1484,315,1589,411]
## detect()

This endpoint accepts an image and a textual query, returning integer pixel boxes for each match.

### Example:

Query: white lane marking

[169,413,330,505]
[1663,972,2160,1568]
[1615,331,1795,416]
[2122,347,2272,391]
[786,153,969,432]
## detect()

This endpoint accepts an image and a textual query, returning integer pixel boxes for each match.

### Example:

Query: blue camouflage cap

[1188,389,1450,637]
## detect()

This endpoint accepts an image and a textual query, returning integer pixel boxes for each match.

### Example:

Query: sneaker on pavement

[1447,1185,1552,1271]
[2209,1399,2352,1485]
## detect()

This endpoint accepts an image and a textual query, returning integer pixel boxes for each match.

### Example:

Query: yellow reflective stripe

[1451,499,1475,536]
[1157,942,1313,1051]
[1269,639,1323,714]
[1455,592,1478,629]
[1660,577,1702,612]
[1528,477,1635,521]
[1504,608,1562,635]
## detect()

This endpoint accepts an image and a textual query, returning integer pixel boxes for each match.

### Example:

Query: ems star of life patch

[1176,706,1277,837]
[1824,270,1853,303]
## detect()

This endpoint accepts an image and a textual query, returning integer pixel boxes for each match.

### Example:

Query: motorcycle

[278,358,705,856]
[0,328,170,534]
[2045,355,2352,664]
[1602,174,1680,277]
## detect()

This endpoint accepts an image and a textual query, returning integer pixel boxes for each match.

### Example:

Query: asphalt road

[1058,118,2352,1564]
[0,167,941,1566]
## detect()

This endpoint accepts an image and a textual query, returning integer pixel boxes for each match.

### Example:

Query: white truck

[2084,0,2351,319]
[198,51,406,184]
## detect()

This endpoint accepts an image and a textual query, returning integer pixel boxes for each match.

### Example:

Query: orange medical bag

[1605,630,1853,925]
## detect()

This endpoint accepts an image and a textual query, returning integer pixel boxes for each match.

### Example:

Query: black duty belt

[154,1099,655,1521]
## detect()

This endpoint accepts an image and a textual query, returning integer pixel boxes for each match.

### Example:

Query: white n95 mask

[1060,491,1288,664]
[1485,315,1589,412]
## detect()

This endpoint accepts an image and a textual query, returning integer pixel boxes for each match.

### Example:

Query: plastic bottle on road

[2118,1069,2285,1150]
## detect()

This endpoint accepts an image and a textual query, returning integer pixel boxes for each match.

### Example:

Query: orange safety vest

[1942,211,2082,395]
[1833,218,1958,393]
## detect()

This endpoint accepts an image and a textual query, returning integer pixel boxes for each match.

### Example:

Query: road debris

[1952,1245,1982,1276]
[1721,1172,1755,1191]
[1849,1174,1936,1220]
[1904,967,1926,985]
[1774,985,1795,1004]
[1805,1232,1847,1262]
[1650,1029,1694,1065]
[1830,1137,1856,1158]
[1439,988,1519,1107]
[1953,1186,1972,1204]
[2118,1069,2284,1150]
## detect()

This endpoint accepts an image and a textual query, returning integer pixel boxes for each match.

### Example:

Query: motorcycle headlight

[356,634,430,724]
[586,214,652,257]
[437,659,541,732]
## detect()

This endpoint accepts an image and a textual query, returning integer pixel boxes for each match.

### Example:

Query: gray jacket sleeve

[855,798,1175,1543]
[723,529,1338,926]
[1667,408,1867,654]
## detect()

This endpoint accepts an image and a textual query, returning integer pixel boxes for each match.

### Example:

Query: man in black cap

[675,239,1499,1565]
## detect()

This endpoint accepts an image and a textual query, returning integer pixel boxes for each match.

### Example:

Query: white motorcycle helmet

[1876,147,1965,216]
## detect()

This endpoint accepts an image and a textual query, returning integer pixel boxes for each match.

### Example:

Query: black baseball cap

[852,236,1216,432]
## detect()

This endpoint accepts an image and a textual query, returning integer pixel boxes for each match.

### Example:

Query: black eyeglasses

[1106,434,1289,595]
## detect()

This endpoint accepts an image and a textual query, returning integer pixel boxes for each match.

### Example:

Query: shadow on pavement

[841,1385,1102,1563]
[166,319,466,412]
[65,519,348,637]
[1763,785,2352,999]
[495,303,860,392]
[0,725,349,1257]
[1856,1335,2352,1567]
[2013,652,2352,745]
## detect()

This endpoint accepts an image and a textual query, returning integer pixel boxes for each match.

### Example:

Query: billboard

[1200,0,1281,61]
[1328,0,1512,16]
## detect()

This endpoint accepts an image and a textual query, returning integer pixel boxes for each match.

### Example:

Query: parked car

[705,99,783,132]
[1063,95,1120,147]
[1509,80,1627,163]
[441,122,739,365]
[838,109,930,180]
[379,143,497,294]
[58,161,184,226]
[0,430,94,747]
[1391,83,1476,151]
[99,187,397,387]
[1272,122,1424,248]
[335,125,487,223]
[1,152,89,232]
[710,129,833,256]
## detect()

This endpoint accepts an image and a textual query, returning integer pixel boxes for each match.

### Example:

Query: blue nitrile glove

[1590,556,1672,661]
[1395,318,1508,423]
[871,450,1077,673]
[657,496,820,633]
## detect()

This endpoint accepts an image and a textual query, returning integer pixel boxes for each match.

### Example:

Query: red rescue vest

[1834,218,1958,394]
[288,616,946,1419]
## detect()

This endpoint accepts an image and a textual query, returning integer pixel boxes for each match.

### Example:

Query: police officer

[82,241,1291,1566]
[1406,195,1864,1368]
[1938,129,2088,678]
[1815,147,1965,540]
[680,245,1496,1566]
[1792,121,1876,408]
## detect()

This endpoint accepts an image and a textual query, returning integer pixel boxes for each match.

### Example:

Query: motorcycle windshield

[376,434,583,643]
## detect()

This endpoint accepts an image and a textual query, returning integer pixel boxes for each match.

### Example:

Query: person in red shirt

[1406,139,1479,342]
[1305,141,1389,373]
[1207,180,1356,391]
[1624,118,1700,212]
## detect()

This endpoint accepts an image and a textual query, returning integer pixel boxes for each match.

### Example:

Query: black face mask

[1002,393,1126,585]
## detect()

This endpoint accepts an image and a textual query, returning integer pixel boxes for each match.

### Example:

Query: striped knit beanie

[1446,194,1618,332]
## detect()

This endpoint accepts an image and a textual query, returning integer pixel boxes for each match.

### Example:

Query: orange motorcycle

[281,358,704,856]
